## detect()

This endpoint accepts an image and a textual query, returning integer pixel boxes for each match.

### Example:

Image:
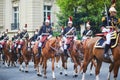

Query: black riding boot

[36,47,41,58]
[64,49,68,57]
[104,44,110,59]
[18,48,22,57]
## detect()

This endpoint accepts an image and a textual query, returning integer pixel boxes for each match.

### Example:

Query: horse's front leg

[19,58,24,72]
[52,57,56,79]
[25,61,29,73]
[37,57,42,76]
[43,57,47,78]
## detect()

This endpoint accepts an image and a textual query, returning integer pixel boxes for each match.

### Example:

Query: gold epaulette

[102,17,105,22]
[118,18,120,24]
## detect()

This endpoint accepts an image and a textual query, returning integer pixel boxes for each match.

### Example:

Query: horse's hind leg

[107,63,114,80]
[95,60,102,80]
[89,59,96,76]
[56,56,60,68]
[81,57,92,80]
[113,62,119,80]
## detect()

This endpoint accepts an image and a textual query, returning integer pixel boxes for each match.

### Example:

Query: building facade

[0,0,59,37]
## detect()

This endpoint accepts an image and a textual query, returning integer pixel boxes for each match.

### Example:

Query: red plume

[111,0,116,7]
[111,0,116,4]
[47,15,50,20]
[69,16,72,21]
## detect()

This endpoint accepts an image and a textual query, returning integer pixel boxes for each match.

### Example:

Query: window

[11,7,19,30]
[44,5,51,23]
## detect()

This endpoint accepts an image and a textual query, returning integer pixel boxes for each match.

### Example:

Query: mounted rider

[37,19,53,58]
[82,21,93,41]
[17,26,29,57]
[30,29,38,48]
[101,4,120,59]
[62,16,77,56]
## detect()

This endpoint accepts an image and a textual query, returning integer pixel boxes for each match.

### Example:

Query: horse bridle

[50,39,62,55]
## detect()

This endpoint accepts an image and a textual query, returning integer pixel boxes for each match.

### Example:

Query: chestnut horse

[32,41,43,76]
[17,39,32,72]
[59,40,84,77]
[81,33,120,80]
[0,40,13,67]
[41,37,63,79]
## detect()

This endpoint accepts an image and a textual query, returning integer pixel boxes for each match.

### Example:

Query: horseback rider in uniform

[12,30,21,53]
[37,19,53,58]
[101,6,119,59]
[82,21,93,41]
[30,29,38,48]
[62,17,77,56]
[18,27,29,57]
[0,31,9,52]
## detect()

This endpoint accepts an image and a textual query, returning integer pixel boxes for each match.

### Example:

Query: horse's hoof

[73,75,78,78]
[19,69,21,71]
[25,71,28,73]
[37,74,42,77]
[90,73,92,76]
[52,78,56,80]
[60,72,62,75]
[44,76,47,79]
[65,74,68,76]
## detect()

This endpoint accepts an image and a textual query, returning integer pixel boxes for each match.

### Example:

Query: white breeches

[105,32,111,45]
[62,36,77,50]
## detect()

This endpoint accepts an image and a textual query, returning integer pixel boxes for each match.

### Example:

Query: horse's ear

[80,41,83,45]
[56,36,58,39]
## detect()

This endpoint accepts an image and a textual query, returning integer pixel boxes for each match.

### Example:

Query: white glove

[47,35,52,39]
[102,28,110,32]
[73,36,77,40]
[37,35,42,40]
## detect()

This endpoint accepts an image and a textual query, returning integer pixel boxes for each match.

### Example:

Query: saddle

[95,32,119,48]
[40,35,48,48]
[0,41,6,48]
[66,37,74,50]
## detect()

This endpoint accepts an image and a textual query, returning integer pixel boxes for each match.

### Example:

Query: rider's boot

[18,48,22,57]
[36,47,41,58]
[64,49,68,57]
[103,44,110,59]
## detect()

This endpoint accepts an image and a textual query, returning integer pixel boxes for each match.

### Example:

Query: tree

[56,0,120,34]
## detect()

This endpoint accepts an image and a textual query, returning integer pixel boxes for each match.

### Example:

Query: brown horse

[81,33,120,80]
[17,39,32,72]
[7,40,17,67]
[32,41,43,76]
[0,40,13,67]
[41,36,63,79]
[59,40,84,77]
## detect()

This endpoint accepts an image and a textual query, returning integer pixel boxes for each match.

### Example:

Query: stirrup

[104,53,110,59]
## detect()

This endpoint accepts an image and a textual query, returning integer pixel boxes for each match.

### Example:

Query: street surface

[0,58,120,80]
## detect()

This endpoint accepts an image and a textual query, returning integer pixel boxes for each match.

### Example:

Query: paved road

[0,59,120,80]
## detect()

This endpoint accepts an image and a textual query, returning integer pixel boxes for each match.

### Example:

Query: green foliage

[56,0,120,34]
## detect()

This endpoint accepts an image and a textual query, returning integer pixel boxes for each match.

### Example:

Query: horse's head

[27,39,32,51]
[118,33,120,43]
[6,40,13,53]
[48,36,63,55]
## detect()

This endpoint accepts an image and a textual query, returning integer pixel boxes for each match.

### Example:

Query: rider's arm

[38,26,43,36]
